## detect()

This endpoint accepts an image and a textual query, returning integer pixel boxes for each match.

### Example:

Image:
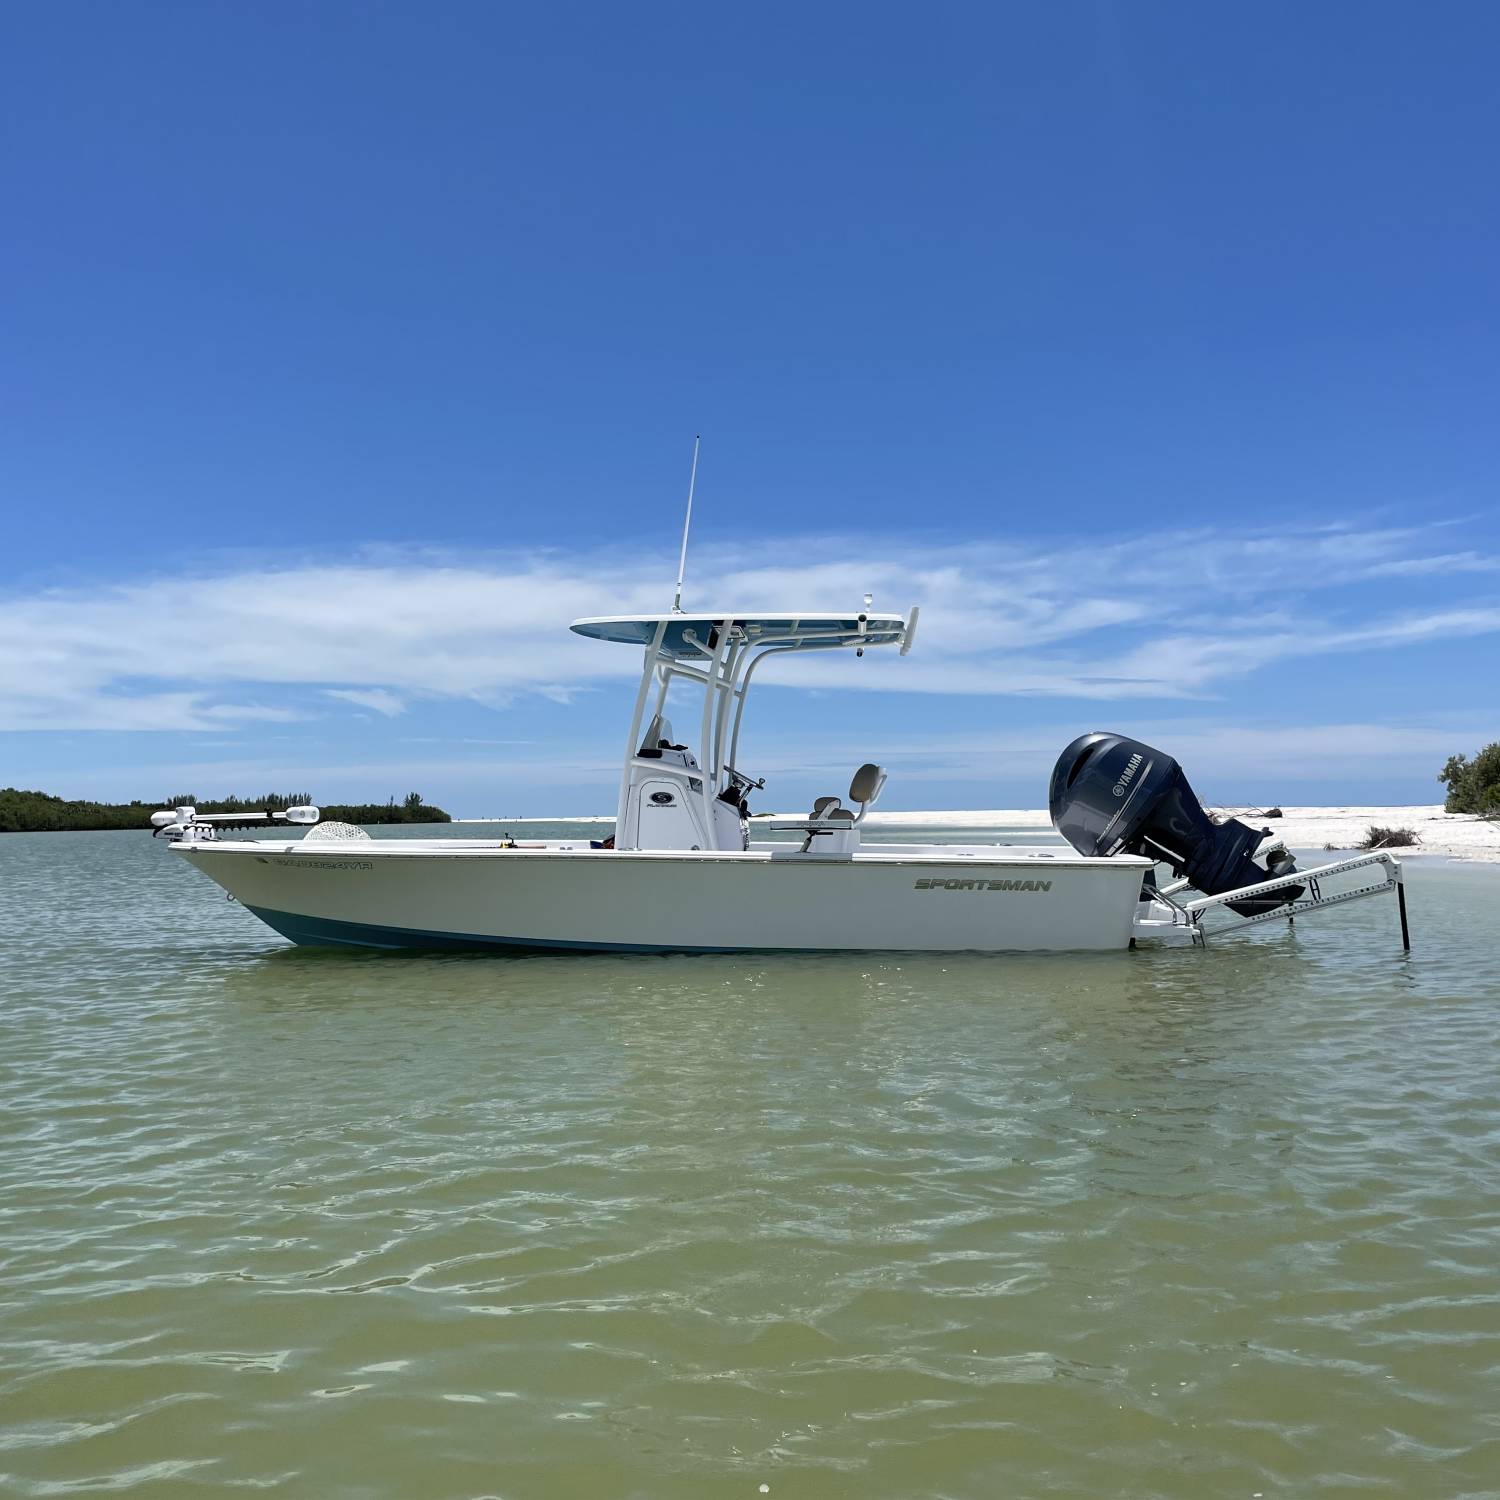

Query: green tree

[1439,742,1500,816]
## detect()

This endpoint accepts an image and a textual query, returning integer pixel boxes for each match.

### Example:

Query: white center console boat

[155,605,1409,954]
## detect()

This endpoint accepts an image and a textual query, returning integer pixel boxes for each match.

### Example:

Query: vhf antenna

[671,435,701,613]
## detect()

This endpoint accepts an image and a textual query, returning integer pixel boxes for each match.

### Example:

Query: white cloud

[325,688,406,716]
[1,522,1496,730]
[1363,551,1500,578]
[0,691,302,733]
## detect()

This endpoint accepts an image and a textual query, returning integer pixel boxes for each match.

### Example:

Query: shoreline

[458,804,1500,863]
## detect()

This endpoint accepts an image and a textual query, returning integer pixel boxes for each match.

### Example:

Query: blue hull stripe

[244,905,747,954]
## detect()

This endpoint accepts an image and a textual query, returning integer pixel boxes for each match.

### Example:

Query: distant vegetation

[1438,742,1500,817]
[0,789,450,833]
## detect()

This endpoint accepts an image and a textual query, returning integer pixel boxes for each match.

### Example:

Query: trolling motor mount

[1049,732,1302,917]
[149,804,321,842]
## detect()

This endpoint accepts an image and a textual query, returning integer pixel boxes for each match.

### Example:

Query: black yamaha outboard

[1049,732,1301,917]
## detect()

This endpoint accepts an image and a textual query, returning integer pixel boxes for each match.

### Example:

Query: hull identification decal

[263,857,375,871]
[914,877,1053,892]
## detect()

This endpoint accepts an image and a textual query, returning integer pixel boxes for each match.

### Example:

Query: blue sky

[3,2,1497,814]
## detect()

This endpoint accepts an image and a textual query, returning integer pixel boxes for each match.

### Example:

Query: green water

[3,826,1499,1499]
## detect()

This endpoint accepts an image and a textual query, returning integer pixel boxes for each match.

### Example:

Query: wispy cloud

[325,687,406,717]
[1363,551,1500,579]
[1,521,1496,730]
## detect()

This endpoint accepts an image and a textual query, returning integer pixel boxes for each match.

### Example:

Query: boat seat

[805,766,887,822]
[764,765,889,849]
[848,762,887,813]
[800,800,853,851]
[794,770,883,850]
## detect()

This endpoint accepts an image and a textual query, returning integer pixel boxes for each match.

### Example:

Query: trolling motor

[1049,733,1301,917]
[150,804,321,842]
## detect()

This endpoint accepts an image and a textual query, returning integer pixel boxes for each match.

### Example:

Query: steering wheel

[722,765,765,794]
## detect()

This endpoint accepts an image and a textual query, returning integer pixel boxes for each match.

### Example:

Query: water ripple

[2,831,1498,1496]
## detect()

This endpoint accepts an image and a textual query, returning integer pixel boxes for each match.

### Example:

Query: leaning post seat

[780,763,888,851]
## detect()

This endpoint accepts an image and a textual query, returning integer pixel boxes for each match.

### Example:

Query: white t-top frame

[570,610,917,850]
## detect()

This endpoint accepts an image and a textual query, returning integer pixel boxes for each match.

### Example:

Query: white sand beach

[853,804,1500,862]
[465,805,1499,862]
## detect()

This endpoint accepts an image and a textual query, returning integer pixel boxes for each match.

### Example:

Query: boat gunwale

[173,841,1152,869]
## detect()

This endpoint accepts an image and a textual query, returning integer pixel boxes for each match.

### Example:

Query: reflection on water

[1,827,1498,1498]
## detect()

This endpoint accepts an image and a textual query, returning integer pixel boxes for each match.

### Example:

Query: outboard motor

[1049,732,1301,917]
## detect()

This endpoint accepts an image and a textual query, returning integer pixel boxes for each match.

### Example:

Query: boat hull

[173,843,1149,954]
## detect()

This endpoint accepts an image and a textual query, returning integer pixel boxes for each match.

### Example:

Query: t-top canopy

[570,611,910,659]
